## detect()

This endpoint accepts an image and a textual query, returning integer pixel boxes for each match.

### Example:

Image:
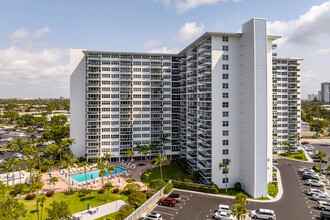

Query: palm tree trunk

[39,157,41,173]
[225,172,228,193]
[36,192,39,220]
[6,171,9,187]
[160,163,163,180]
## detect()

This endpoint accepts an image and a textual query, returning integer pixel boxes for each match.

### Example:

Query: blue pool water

[70,166,126,183]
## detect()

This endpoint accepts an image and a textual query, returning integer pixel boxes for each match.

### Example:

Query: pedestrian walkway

[72,199,126,220]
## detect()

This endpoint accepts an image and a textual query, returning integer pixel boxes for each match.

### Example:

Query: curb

[278,156,313,163]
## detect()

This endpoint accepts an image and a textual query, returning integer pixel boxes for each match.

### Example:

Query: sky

[0,0,329,99]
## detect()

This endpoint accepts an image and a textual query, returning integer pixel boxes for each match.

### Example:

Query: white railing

[125,186,165,220]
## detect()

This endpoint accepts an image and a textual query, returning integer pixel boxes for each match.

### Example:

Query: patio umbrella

[126,160,128,165]
[71,163,73,168]
[91,174,93,180]
[93,179,95,184]
[59,168,61,172]
[127,169,129,173]
[118,178,120,184]
[65,173,67,178]
[62,170,64,175]
[49,167,52,172]
[132,158,135,164]
[72,181,74,186]
[87,203,90,210]
[49,173,52,178]
[63,165,65,169]
[111,174,113,180]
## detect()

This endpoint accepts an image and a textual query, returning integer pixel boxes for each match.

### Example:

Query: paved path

[72,199,126,220]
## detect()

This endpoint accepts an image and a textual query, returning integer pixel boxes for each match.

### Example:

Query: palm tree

[144,172,151,190]
[103,151,114,165]
[136,143,144,161]
[22,144,38,192]
[151,153,168,180]
[15,159,23,184]
[32,181,44,220]
[97,161,107,202]
[6,137,24,158]
[315,151,327,170]
[0,157,16,186]
[125,150,135,162]
[235,193,250,207]
[49,177,58,202]
[64,154,76,191]
[219,159,231,193]
[158,134,170,158]
[231,204,247,220]
[38,195,46,220]
[105,165,115,201]
[82,161,88,187]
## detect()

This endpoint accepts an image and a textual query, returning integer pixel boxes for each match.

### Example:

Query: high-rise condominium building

[321,82,330,103]
[70,18,301,198]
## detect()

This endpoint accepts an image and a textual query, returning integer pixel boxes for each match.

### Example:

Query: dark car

[303,174,319,180]
[321,211,330,220]
[314,159,328,164]
[168,193,181,202]
[158,197,176,207]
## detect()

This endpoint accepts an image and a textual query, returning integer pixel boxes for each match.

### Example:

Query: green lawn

[20,190,128,220]
[140,162,186,184]
[268,183,278,198]
[95,211,118,220]
[282,153,308,161]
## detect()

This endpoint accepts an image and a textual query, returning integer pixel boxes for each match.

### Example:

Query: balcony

[199,40,211,48]
[199,77,212,84]
[198,49,211,57]
[199,151,211,159]
[198,68,211,75]
[86,90,100,94]
[198,58,211,66]
[199,142,211,150]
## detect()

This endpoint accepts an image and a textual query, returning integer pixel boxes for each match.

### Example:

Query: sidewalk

[72,199,126,220]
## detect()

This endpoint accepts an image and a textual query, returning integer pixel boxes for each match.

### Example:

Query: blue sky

[0,0,329,98]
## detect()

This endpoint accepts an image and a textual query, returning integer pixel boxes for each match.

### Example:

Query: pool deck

[40,160,157,194]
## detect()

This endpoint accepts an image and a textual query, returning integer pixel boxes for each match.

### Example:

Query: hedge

[173,182,219,194]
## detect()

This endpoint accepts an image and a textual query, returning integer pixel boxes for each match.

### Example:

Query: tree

[310,120,329,135]
[64,153,76,191]
[103,151,114,165]
[106,165,115,201]
[32,182,44,220]
[128,191,147,207]
[49,177,59,202]
[149,179,166,191]
[0,182,27,220]
[235,193,250,207]
[50,115,68,126]
[158,134,170,158]
[124,183,141,194]
[38,195,46,220]
[2,111,20,123]
[231,204,247,220]
[97,160,107,202]
[47,201,72,220]
[282,142,293,152]
[125,150,135,161]
[6,137,24,158]
[144,172,152,190]
[315,151,327,170]
[151,153,168,180]
[219,159,231,193]
[0,157,16,187]
[22,145,37,192]
[136,143,144,161]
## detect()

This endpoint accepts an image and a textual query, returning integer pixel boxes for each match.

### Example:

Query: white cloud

[174,22,205,42]
[144,39,161,50]
[0,27,69,98]
[267,0,330,45]
[147,47,180,54]
[313,47,330,55]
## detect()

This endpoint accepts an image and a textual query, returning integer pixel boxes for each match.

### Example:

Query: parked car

[322,170,330,175]
[301,141,310,145]
[303,174,319,180]
[299,167,315,174]
[313,194,330,202]
[304,171,319,177]
[314,158,328,164]
[140,213,162,220]
[158,197,176,207]
[308,179,325,187]
[250,209,276,220]
[218,204,232,214]
[168,193,181,202]
[319,201,330,211]
[14,153,24,159]
[213,211,236,220]
[320,211,330,220]
[307,188,329,196]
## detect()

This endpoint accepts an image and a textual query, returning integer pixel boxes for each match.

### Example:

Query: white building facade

[70,18,301,198]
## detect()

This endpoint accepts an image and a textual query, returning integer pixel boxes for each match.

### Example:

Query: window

[222,178,229,183]
[223,64,229,70]
[223,121,229,127]
[222,74,229,79]
[222,36,228,42]
[222,93,229,98]
[222,45,229,51]
[222,102,229,108]
[223,140,229,145]
[222,168,228,174]
[222,83,229,89]
[223,111,229,117]
[223,149,229,155]
[222,55,229,61]
[223,130,229,136]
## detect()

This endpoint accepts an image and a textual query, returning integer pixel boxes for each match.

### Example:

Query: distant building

[318,91,322,101]
[301,121,310,131]
[308,94,318,102]
[321,82,330,103]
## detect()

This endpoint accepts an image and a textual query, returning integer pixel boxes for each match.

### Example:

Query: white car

[18,133,26,137]
[313,194,330,202]
[308,179,325,187]
[318,201,330,211]
[14,153,24,159]
[307,188,329,196]
[213,211,237,220]
[218,204,232,214]
[140,213,162,220]
[304,171,319,177]
[251,209,276,220]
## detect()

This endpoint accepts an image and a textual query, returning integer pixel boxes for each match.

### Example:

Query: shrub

[46,191,54,197]
[234,182,242,191]
[126,178,136,183]
[128,191,147,207]
[164,183,173,194]
[113,188,119,194]
[9,183,25,195]
[25,193,36,200]
[279,153,289,157]
[145,189,155,198]
[124,183,141,194]
[104,183,114,189]
[64,190,75,195]
[98,188,104,194]
[173,182,219,194]
[149,179,166,191]
[294,155,303,159]
[313,165,320,172]
[81,189,91,194]
[116,204,135,220]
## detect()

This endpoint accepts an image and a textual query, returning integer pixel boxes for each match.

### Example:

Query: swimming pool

[70,166,126,183]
